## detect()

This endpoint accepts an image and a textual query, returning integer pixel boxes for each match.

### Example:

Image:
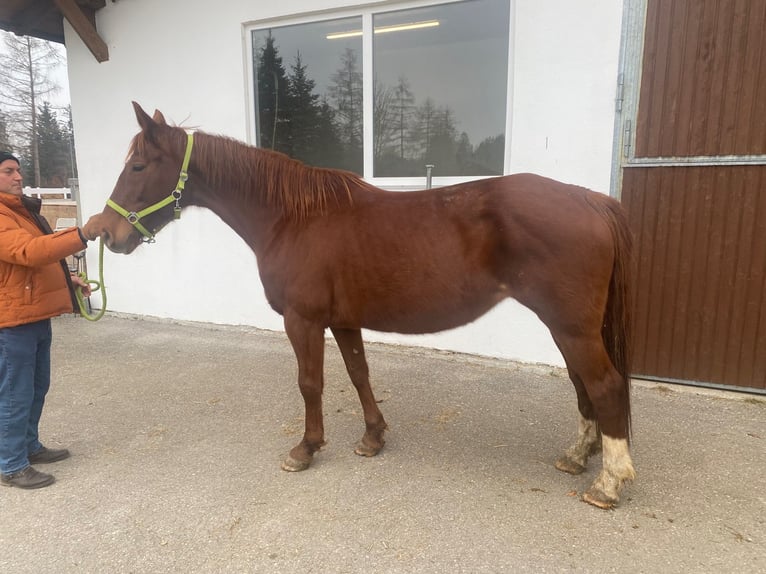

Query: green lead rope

[75,238,106,321]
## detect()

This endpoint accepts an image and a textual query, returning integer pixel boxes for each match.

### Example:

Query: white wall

[65,0,623,367]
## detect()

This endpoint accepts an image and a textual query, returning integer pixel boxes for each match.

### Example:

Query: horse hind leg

[331,327,388,457]
[554,415,601,475]
[554,331,635,509]
[554,366,602,475]
[584,435,635,509]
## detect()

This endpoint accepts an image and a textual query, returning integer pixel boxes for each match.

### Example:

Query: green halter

[106,132,194,243]
[77,132,194,321]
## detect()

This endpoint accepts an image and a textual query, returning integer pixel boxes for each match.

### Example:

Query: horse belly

[356,281,507,335]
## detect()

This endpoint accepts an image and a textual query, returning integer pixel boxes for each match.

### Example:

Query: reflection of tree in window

[255,35,360,172]
[284,54,323,165]
[373,79,393,163]
[255,33,287,152]
[372,0,509,177]
[392,77,415,160]
[252,0,508,178]
[373,74,505,176]
[373,76,416,175]
[328,48,363,173]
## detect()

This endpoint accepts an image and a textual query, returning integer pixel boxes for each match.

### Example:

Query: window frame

[244,0,514,189]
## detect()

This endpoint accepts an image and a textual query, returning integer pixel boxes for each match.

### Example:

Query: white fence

[23,187,72,199]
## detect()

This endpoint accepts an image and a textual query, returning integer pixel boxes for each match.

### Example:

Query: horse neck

[185,134,282,252]
[187,132,259,198]
[186,131,357,238]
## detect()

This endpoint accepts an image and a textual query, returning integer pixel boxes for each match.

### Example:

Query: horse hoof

[354,441,382,457]
[582,488,618,510]
[281,455,311,472]
[555,455,586,475]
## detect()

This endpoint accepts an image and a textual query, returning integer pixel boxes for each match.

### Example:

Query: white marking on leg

[591,435,636,502]
[565,414,601,467]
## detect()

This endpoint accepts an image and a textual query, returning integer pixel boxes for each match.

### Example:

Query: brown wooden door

[620,0,766,391]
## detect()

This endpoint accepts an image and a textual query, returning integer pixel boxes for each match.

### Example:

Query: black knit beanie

[0,151,20,165]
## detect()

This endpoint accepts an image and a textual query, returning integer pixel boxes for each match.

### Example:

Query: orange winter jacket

[0,192,86,328]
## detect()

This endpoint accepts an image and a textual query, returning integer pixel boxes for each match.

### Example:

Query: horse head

[83,102,190,254]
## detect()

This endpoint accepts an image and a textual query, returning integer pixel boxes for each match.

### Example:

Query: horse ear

[132,101,156,132]
[152,110,167,125]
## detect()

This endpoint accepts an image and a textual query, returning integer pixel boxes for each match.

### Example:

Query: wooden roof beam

[53,0,109,62]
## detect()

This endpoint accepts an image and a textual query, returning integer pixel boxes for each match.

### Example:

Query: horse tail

[592,194,634,439]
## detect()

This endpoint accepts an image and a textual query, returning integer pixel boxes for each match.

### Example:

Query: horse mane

[129,126,364,221]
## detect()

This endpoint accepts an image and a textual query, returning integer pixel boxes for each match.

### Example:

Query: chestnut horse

[84,103,636,509]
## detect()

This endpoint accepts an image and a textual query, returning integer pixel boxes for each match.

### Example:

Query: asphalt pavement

[1,314,764,573]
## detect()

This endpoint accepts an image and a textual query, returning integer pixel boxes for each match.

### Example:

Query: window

[252,17,363,173]
[250,0,510,183]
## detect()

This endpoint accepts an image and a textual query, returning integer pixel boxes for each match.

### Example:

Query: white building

[65,0,624,367]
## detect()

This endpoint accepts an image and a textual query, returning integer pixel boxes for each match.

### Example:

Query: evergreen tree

[36,102,70,186]
[63,106,77,180]
[455,132,473,173]
[313,98,344,169]
[474,134,505,175]
[429,106,459,175]
[284,52,323,164]
[411,97,438,164]
[255,33,289,150]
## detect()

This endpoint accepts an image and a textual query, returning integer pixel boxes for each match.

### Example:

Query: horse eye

[132,163,146,172]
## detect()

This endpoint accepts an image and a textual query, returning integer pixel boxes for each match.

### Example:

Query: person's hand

[81,218,101,241]
[71,274,92,297]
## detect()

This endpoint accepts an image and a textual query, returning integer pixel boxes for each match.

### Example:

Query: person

[0,150,92,489]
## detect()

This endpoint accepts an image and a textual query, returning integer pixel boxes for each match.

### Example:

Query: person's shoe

[28,446,70,464]
[1,466,55,489]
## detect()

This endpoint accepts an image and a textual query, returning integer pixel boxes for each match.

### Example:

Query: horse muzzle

[82,212,141,254]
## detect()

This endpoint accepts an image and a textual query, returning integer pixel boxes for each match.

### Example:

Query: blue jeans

[0,319,52,475]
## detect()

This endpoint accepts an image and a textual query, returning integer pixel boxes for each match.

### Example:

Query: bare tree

[373,78,394,161]
[0,32,63,186]
[390,76,415,160]
[328,48,363,171]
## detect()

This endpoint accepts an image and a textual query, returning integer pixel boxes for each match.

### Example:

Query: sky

[49,41,71,107]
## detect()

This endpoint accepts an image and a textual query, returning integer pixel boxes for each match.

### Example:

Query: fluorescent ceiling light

[376,20,440,34]
[326,20,440,40]
[326,30,363,40]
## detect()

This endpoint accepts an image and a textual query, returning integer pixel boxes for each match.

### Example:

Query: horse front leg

[281,311,327,472]
[330,327,388,457]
